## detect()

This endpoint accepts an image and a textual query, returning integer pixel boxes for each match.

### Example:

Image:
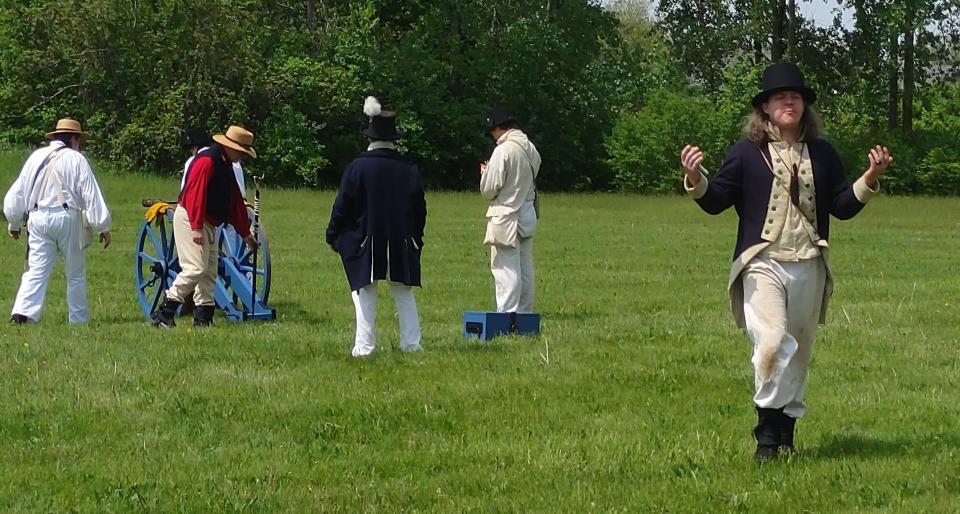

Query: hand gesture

[9,229,20,240]
[244,234,259,250]
[99,231,111,249]
[680,145,705,186]
[192,229,204,246]
[865,145,893,179]
[480,161,488,175]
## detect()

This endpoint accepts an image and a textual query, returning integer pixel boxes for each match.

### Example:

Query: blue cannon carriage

[134,200,275,322]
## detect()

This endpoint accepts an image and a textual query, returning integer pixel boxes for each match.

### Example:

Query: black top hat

[484,107,516,134]
[751,62,817,108]
[183,127,212,148]
[364,112,401,141]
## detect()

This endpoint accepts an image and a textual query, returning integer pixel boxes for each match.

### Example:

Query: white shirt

[180,147,246,198]
[3,141,111,233]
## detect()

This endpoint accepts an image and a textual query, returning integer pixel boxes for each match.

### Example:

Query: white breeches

[351,281,422,357]
[490,236,535,313]
[742,256,826,418]
[12,208,88,323]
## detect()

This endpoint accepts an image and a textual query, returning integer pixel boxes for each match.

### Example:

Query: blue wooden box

[463,311,540,341]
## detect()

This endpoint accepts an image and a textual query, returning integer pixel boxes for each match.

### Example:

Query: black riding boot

[779,411,797,453]
[754,406,782,461]
[194,305,215,327]
[151,299,181,328]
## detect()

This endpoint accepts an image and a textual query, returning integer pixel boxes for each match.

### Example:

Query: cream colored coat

[481,129,541,247]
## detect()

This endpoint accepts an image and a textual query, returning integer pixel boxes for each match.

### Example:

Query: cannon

[134,200,275,322]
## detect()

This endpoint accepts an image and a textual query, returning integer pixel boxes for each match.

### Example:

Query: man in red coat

[152,125,258,328]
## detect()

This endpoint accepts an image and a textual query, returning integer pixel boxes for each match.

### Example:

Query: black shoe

[10,313,33,324]
[193,305,215,327]
[754,445,780,461]
[151,300,181,328]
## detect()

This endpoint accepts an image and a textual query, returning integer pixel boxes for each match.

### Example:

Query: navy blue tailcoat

[326,148,427,291]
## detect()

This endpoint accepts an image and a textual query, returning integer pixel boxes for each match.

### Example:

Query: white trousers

[490,237,535,313]
[12,208,88,323]
[166,206,219,306]
[742,256,826,418]
[351,281,422,357]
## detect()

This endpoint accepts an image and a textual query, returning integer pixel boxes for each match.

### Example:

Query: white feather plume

[363,96,382,118]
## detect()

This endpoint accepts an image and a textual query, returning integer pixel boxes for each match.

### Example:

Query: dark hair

[51,133,78,146]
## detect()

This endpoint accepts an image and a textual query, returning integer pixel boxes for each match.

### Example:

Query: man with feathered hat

[326,97,427,357]
[3,118,112,324]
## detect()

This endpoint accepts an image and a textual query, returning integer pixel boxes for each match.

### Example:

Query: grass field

[1,146,959,513]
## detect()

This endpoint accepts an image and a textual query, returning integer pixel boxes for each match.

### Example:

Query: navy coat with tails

[326,148,427,291]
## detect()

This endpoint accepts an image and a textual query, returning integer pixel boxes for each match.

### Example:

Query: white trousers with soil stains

[742,256,826,419]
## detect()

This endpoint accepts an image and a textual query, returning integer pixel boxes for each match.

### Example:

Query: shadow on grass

[261,300,329,325]
[807,434,960,459]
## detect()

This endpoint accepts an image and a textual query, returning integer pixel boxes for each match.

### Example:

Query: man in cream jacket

[480,108,541,313]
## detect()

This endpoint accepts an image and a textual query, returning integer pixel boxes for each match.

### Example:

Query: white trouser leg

[389,282,422,351]
[491,244,521,312]
[11,211,62,322]
[194,226,219,307]
[59,210,88,324]
[352,283,378,357]
[167,206,216,305]
[518,237,535,312]
[742,256,825,418]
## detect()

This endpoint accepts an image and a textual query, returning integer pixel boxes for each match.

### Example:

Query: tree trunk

[887,32,899,131]
[306,0,317,32]
[903,18,914,134]
[771,0,785,62]
[785,0,796,61]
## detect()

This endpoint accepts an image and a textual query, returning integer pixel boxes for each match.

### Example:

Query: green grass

[1,146,959,512]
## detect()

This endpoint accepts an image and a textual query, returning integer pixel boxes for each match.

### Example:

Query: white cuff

[853,176,879,204]
[684,173,708,200]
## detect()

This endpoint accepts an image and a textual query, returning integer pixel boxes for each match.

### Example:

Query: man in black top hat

[679,62,892,460]
[326,96,427,357]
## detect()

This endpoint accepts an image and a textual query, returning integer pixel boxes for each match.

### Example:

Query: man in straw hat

[679,62,892,460]
[151,125,258,328]
[180,127,247,199]
[326,96,426,357]
[480,107,541,314]
[3,118,112,324]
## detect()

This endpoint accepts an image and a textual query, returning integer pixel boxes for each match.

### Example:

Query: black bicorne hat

[484,107,516,134]
[364,112,401,141]
[183,127,212,148]
[751,62,817,108]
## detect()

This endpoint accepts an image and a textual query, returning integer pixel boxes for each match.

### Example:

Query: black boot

[10,313,33,324]
[754,407,782,461]
[151,299,181,328]
[779,411,797,453]
[193,305,215,327]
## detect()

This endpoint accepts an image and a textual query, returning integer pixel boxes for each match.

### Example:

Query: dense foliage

[0,0,956,193]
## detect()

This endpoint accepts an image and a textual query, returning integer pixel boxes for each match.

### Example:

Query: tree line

[0,0,957,193]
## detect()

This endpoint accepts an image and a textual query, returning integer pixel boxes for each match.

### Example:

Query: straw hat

[212,125,257,158]
[45,118,91,140]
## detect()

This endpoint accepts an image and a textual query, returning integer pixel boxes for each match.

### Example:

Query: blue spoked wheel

[218,206,271,307]
[135,209,180,319]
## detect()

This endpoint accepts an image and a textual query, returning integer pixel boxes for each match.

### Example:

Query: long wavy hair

[743,105,823,144]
